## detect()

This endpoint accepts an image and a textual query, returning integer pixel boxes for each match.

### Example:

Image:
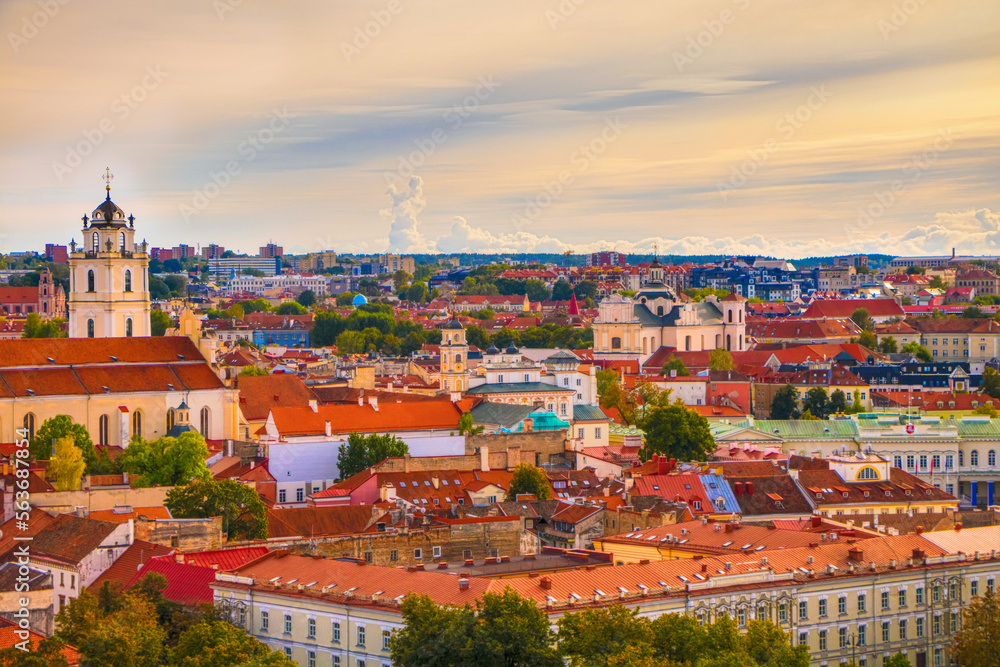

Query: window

[124,269,132,292]
[296,488,304,503]
[333,621,341,643]
[899,589,907,607]
[284,647,292,659]
[131,410,142,438]
[899,619,907,640]
[857,624,866,645]
[971,580,978,597]
[432,546,442,559]
[383,629,391,650]
[960,450,965,467]
[858,467,878,480]
[284,614,292,634]
[818,630,827,651]
[98,414,109,446]
[414,548,422,560]
[390,550,398,562]
[87,269,95,292]
[278,489,286,503]
[200,407,211,437]
[125,318,132,337]
[333,657,340,667]
[87,319,95,338]
[951,611,958,633]
[119,231,125,250]
[838,627,847,648]
[894,455,902,469]
[611,336,621,350]
[882,621,890,642]
[934,584,941,602]
[919,455,928,470]
[23,413,35,441]
[950,581,957,600]
[307,651,316,667]
[578,428,584,439]
[308,618,316,639]
[798,600,807,620]
[261,610,269,632]
[595,427,601,438]
[991,450,997,466]
[916,586,924,605]
[778,603,787,622]
[798,631,807,646]
[916,617,924,637]
[933,615,941,636]
[737,607,746,627]
[881,590,890,610]
[971,450,979,466]
[92,231,99,251]
[907,455,915,470]
[932,454,940,470]
[838,596,847,615]
[358,625,365,647]
[818,599,827,617]
[857,593,866,612]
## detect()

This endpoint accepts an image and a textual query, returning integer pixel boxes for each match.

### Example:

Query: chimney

[358,392,364,407]
[657,457,669,475]
[734,482,743,496]
[479,447,490,472]
[954,522,962,532]
[811,515,822,528]
[523,418,533,432]
[539,576,552,590]
[368,395,379,411]
[847,547,864,562]
[746,482,754,496]
[458,578,470,591]
[324,421,332,437]
[309,399,318,412]
[74,506,86,518]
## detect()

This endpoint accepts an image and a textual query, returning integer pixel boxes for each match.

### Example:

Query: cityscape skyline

[1,0,998,258]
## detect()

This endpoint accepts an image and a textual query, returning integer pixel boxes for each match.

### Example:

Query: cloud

[382,175,434,253]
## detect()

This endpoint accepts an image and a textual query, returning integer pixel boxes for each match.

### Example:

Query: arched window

[23,413,35,441]
[125,318,133,337]
[98,414,109,446]
[132,410,142,440]
[685,335,692,351]
[455,353,462,364]
[739,310,743,323]
[92,232,99,250]
[971,450,979,466]
[990,450,997,467]
[611,337,622,350]
[858,466,880,480]
[200,407,211,438]
[657,305,664,316]
[87,270,95,292]
[166,408,176,433]
[715,497,726,511]
[739,334,743,350]
[726,334,732,351]
[87,319,95,338]
[728,310,733,323]
[959,450,964,467]
[119,231,125,250]
[124,270,132,292]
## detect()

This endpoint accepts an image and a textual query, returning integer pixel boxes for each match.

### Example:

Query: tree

[392,269,411,293]
[973,403,999,418]
[473,307,495,320]
[336,432,408,481]
[574,280,598,301]
[389,595,480,667]
[929,276,946,289]
[150,308,172,335]
[950,588,1000,667]
[598,377,640,426]
[226,303,245,319]
[639,400,715,462]
[165,478,268,541]
[50,436,85,491]
[119,431,211,487]
[849,388,864,414]
[558,606,652,667]
[552,279,573,301]
[829,389,848,415]
[505,464,552,501]
[879,336,898,354]
[802,387,830,419]
[906,265,926,274]
[883,654,912,667]
[648,611,709,664]
[275,301,306,315]
[172,620,295,666]
[963,305,986,319]
[475,589,562,667]
[458,413,484,436]
[239,298,272,314]
[901,341,933,362]
[596,368,618,399]
[709,348,734,371]
[296,289,316,307]
[770,384,800,420]
[851,308,875,332]
[523,279,551,302]
[405,281,428,303]
[22,312,66,338]
[981,367,1000,399]
[660,355,689,377]
[238,365,268,377]
[29,415,97,469]
[858,329,878,349]
[75,594,166,667]
[465,324,490,349]
[0,636,71,666]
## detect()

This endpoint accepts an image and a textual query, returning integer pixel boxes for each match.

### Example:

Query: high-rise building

[202,243,226,259]
[260,243,284,258]
[587,251,627,267]
[67,177,151,338]
[44,244,68,264]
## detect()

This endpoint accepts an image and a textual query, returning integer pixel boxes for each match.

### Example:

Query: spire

[568,291,580,316]
[102,167,114,200]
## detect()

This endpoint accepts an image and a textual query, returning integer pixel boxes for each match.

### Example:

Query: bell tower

[439,315,469,394]
[67,169,151,338]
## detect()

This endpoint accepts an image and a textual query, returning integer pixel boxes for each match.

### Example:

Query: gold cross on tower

[102,167,114,198]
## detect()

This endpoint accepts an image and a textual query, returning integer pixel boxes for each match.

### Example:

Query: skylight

[594,589,606,597]
[722,541,733,547]
[754,545,766,551]
[616,586,628,593]
[741,544,752,550]
[569,593,581,600]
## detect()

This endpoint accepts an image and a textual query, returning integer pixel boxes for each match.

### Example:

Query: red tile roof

[267,506,374,539]
[268,400,463,437]
[0,336,206,367]
[0,618,79,664]
[126,558,217,605]
[801,299,905,319]
[88,540,174,592]
[84,506,171,522]
[165,546,270,571]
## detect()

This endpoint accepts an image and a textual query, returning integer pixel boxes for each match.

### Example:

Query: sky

[1,0,998,259]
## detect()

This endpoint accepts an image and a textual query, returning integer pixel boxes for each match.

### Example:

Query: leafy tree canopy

[505,464,552,501]
[119,431,211,487]
[336,432,408,481]
[165,478,268,541]
[639,399,715,462]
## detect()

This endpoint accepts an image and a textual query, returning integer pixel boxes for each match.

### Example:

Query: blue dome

[352,294,368,306]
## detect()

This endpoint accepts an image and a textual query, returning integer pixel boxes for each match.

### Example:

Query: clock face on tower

[455,363,463,372]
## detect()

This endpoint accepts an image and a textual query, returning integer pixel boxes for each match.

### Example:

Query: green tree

[75,594,166,667]
[405,281,428,303]
[596,368,617,398]
[950,588,1000,667]
[171,620,295,666]
[980,367,1000,399]
[476,588,562,667]
[963,305,986,319]
[849,388,865,414]
[226,303,246,319]
[239,298,272,314]
[465,324,490,349]
[458,413,484,436]
[50,436,85,491]
[392,269,411,293]
[928,276,946,289]
[851,308,875,332]
[275,301,306,315]
[598,377,640,426]
[770,384,800,420]
[552,279,573,301]
[0,636,71,666]
[238,365,268,377]
[473,307,495,320]
[22,312,67,338]
[660,355,690,377]
[802,387,830,419]
[336,432,408,481]
[973,403,999,418]
[879,336,898,354]
[648,611,709,664]
[901,341,933,362]
[639,399,715,462]
[574,280,598,301]
[295,289,316,308]
[829,389,849,415]
[29,415,97,470]
[150,309,171,336]
[119,431,211,487]
[389,595,479,667]
[165,478,268,541]
[558,606,652,667]
[523,279,551,302]
[505,463,553,501]
[858,329,878,349]
[709,348,734,371]
[906,265,926,274]
[884,653,913,667]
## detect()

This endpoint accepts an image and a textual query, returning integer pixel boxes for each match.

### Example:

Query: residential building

[0,268,66,318]
[260,243,284,258]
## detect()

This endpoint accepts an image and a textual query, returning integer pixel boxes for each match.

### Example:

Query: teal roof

[571,404,608,422]
[753,420,859,438]
[944,418,1000,437]
[520,411,568,432]
[470,402,535,429]
[466,382,574,395]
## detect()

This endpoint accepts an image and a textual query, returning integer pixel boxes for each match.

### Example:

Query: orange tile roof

[84,506,171,523]
[88,539,174,592]
[267,506,373,539]
[0,618,79,664]
[236,374,317,421]
[268,400,463,437]
[0,336,205,367]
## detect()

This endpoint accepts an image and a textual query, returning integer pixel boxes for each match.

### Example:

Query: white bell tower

[67,169,151,338]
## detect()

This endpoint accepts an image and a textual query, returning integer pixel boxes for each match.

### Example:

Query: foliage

[238,298,272,314]
[905,265,926,274]
[850,389,864,414]
[596,368,618,399]
[22,312,67,338]
[150,309,172,336]
[50,436,85,491]
[683,287,731,301]
[552,279,574,301]
[465,324,491,349]
[472,307,495,320]
[171,620,295,666]
[709,348,734,371]
[770,384,800,420]
[74,594,167,667]
[901,341,933,362]
[238,365,268,377]
[29,415,97,470]
[505,463,552,501]
[165,478,268,541]
[928,276,946,289]
[119,431,211,487]
[295,289,316,307]
[858,330,878,349]
[312,308,431,355]
[226,304,245,319]
[242,268,266,277]
[574,280,598,301]
[393,269,412,293]
[963,305,986,319]
[829,389,848,415]
[458,412,484,436]
[0,636,71,666]
[802,387,830,419]
[558,606,652,667]
[981,367,1000,399]
[336,432,409,481]
[879,336,898,353]
[950,588,1000,667]
[275,301,306,315]
[405,281,428,303]
[598,376,640,426]
[660,355,690,377]
[851,307,875,331]
[973,403,999,418]
[639,399,715,462]
[883,653,912,667]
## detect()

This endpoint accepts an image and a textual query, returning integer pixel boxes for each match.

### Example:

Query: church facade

[592,261,747,365]
[67,179,151,338]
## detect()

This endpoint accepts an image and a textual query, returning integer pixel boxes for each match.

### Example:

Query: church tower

[439,315,469,394]
[67,170,151,338]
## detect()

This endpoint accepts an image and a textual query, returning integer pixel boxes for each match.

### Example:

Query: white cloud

[382,176,434,253]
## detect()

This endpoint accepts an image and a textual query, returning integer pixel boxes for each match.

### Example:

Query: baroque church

[67,172,151,338]
[592,259,747,365]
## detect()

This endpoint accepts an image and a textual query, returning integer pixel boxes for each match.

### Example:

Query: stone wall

[134,517,223,552]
